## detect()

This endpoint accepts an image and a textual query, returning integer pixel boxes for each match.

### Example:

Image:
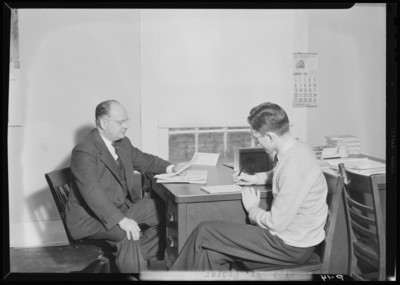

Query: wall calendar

[293,53,318,107]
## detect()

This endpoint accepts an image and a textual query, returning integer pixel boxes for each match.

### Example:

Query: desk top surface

[159,157,271,204]
[160,154,385,204]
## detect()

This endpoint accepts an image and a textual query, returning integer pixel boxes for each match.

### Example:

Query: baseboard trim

[10,220,69,248]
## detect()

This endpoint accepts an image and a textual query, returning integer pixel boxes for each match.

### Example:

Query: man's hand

[118,217,141,241]
[172,162,189,174]
[241,187,261,212]
[233,172,258,186]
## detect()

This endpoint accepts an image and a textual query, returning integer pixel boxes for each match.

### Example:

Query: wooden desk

[145,158,272,269]
[145,154,386,272]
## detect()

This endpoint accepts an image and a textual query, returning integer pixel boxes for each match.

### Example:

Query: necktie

[112,142,124,170]
[273,153,279,168]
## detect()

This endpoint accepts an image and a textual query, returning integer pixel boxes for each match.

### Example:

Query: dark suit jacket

[65,128,171,240]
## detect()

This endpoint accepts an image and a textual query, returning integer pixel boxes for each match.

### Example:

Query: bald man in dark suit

[66,100,186,273]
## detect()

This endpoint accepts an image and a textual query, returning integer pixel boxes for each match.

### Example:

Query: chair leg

[93,260,109,273]
[97,254,111,273]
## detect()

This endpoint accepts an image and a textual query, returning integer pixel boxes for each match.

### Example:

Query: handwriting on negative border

[321,274,345,281]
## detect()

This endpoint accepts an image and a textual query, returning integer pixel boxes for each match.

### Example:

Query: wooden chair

[338,163,386,281]
[45,167,114,273]
[231,171,344,274]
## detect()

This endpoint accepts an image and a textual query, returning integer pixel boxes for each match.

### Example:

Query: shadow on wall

[24,124,94,241]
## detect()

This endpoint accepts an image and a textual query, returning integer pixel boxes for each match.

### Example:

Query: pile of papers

[154,152,219,184]
[324,158,385,176]
[156,170,208,184]
[325,134,361,155]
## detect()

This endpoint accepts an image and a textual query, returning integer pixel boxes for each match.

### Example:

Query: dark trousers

[169,220,315,271]
[87,198,166,273]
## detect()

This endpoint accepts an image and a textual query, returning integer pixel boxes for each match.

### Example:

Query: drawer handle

[167,211,175,222]
[142,185,149,193]
[168,236,177,248]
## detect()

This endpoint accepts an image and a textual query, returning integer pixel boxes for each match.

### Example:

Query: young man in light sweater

[169,102,328,271]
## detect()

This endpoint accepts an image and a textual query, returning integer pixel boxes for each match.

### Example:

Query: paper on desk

[154,153,199,179]
[191,152,220,166]
[344,159,385,170]
[346,167,386,176]
[324,158,368,170]
[318,160,330,169]
[156,170,208,184]
[154,152,218,180]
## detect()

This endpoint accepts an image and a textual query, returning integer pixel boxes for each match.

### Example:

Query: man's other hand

[241,187,261,212]
[118,217,141,241]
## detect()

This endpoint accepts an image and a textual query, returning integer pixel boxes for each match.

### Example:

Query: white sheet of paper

[325,158,368,170]
[346,167,386,176]
[201,184,243,194]
[154,153,200,179]
[191,152,220,166]
[344,159,386,170]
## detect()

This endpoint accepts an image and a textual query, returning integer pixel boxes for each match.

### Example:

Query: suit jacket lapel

[117,144,134,192]
[92,129,122,185]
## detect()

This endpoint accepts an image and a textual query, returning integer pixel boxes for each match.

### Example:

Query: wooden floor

[9,244,167,273]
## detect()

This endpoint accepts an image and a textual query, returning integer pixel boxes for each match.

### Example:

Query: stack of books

[312,146,323,160]
[321,146,341,159]
[325,135,361,155]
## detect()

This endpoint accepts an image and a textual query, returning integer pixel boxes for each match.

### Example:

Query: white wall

[307,4,386,159]
[9,9,142,247]
[140,9,310,157]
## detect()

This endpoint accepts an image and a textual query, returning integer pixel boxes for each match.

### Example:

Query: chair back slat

[346,195,375,214]
[351,219,377,238]
[58,184,68,207]
[63,184,71,194]
[60,185,69,204]
[348,206,376,227]
[55,186,67,212]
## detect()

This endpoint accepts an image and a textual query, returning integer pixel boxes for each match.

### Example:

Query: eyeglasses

[103,118,130,126]
[251,132,264,142]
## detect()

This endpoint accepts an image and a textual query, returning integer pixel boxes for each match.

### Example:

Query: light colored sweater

[248,139,328,248]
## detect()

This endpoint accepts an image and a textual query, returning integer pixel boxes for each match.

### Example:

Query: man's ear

[267,132,278,142]
[99,119,106,130]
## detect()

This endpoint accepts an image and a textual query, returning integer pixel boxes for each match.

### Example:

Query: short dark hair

[95,100,119,126]
[247,102,289,136]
